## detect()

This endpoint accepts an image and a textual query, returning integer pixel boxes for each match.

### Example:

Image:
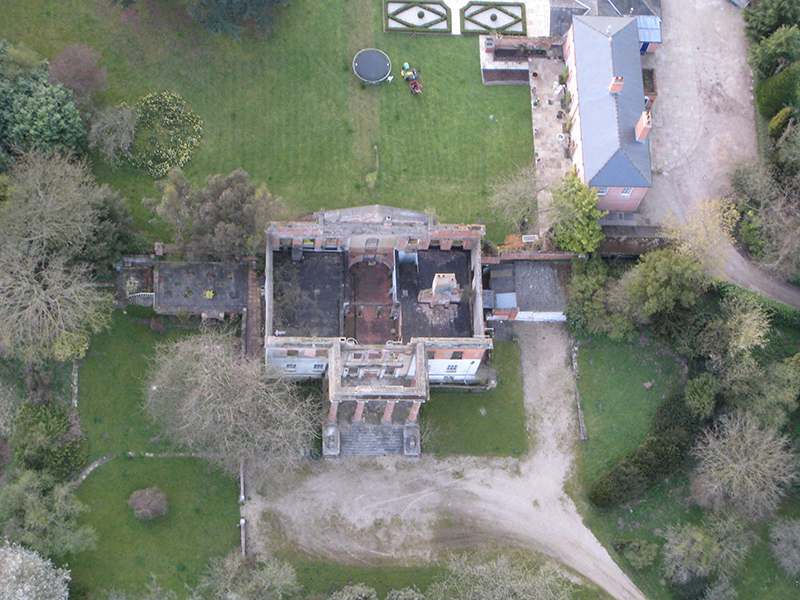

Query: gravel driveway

[243,323,647,600]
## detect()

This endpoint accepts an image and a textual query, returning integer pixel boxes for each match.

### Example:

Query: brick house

[564,16,653,212]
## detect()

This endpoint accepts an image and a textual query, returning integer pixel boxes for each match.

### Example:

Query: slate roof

[572,16,652,189]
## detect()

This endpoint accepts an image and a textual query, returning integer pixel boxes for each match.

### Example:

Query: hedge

[755,62,800,119]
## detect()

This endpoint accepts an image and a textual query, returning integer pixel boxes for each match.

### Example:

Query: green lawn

[68,456,239,597]
[575,336,684,482]
[79,311,184,460]
[424,341,527,457]
[1,0,533,242]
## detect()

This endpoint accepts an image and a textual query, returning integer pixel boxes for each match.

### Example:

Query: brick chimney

[635,110,652,142]
[609,76,624,94]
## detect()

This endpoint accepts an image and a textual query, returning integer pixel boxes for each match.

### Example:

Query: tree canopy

[744,0,800,42]
[0,41,86,162]
[549,171,606,253]
[144,329,318,475]
[0,469,97,557]
[148,167,281,260]
[0,540,70,600]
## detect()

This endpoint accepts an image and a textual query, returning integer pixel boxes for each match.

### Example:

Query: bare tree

[0,245,112,363]
[692,412,798,521]
[88,104,137,168]
[128,487,169,521]
[196,551,298,600]
[0,540,70,600]
[1,151,102,258]
[662,515,753,585]
[48,43,107,111]
[427,552,572,600]
[144,329,319,476]
[489,163,545,233]
[769,518,800,578]
[663,197,739,274]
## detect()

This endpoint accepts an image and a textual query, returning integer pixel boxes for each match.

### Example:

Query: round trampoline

[353,48,392,84]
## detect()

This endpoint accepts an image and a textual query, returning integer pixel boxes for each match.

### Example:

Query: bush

[684,373,720,421]
[386,587,426,600]
[129,92,203,178]
[613,539,659,570]
[755,63,800,120]
[127,486,169,521]
[769,106,794,137]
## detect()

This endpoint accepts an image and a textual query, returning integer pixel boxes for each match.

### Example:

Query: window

[324,237,338,249]
[285,364,297,372]
[312,363,325,371]
[287,349,299,357]
[429,240,441,249]
[302,238,314,249]
[451,351,463,360]
[452,240,464,249]
[446,364,458,373]
[621,187,633,197]
[407,238,419,246]
[279,238,292,249]
[427,350,436,360]
[596,187,609,196]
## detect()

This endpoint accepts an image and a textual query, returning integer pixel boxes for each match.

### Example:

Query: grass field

[79,311,184,460]
[424,341,528,457]
[575,336,684,482]
[1,0,533,241]
[69,456,239,597]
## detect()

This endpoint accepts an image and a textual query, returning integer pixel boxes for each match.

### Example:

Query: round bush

[128,486,169,520]
[129,92,203,178]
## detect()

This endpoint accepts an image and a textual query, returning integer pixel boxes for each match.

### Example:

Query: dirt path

[639,0,800,310]
[243,323,647,600]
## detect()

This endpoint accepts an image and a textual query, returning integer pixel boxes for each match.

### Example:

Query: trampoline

[352,48,392,84]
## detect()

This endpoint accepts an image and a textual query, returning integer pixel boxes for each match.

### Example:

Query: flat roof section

[271,251,345,337]
[345,262,396,345]
[398,250,473,342]
[514,261,571,312]
[154,262,248,314]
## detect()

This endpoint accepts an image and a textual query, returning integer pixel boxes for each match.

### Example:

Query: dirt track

[244,323,648,600]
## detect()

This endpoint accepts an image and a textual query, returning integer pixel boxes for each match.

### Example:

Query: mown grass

[574,335,800,600]
[575,336,684,483]
[1,0,532,242]
[78,311,184,460]
[68,456,239,597]
[424,341,527,457]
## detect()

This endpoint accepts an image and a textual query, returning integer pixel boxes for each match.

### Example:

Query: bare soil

[243,323,647,600]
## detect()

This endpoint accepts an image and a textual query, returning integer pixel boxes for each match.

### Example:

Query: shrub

[769,518,800,577]
[88,103,137,168]
[769,106,794,137]
[386,588,426,600]
[755,63,800,120]
[127,486,169,521]
[129,92,203,178]
[613,539,659,570]
[684,373,720,421]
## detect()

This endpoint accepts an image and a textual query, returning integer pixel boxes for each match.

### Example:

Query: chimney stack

[609,76,624,94]
[636,110,652,142]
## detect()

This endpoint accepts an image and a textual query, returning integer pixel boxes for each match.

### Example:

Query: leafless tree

[427,552,572,600]
[692,412,798,521]
[144,329,319,476]
[48,43,107,111]
[663,197,739,274]
[489,163,545,234]
[88,104,137,168]
[662,515,753,584]
[128,487,169,521]
[769,518,800,578]
[0,245,112,363]
[1,151,102,258]
[196,551,298,600]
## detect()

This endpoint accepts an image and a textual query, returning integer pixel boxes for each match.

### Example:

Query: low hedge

[755,62,800,120]
[588,395,697,509]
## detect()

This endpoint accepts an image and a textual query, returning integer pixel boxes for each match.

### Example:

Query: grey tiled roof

[572,16,652,188]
